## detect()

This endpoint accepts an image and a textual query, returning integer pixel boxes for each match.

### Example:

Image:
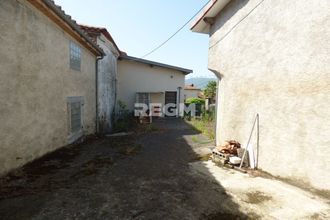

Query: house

[191,0,330,191]
[183,84,202,102]
[80,25,120,134]
[117,55,192,117]
[0,0,104,175]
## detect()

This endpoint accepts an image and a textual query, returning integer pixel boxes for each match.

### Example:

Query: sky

[54,0,216,79]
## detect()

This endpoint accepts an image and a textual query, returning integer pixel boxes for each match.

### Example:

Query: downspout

[213,79,219,146]
[177,86,182,117]
[209,68,222,146]
[113,54,119,122]
[95,56,103,134]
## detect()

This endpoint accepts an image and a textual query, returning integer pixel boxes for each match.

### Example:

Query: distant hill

[185,77,217,89]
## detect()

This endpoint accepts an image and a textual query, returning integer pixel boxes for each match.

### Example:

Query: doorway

[165,91,177,117]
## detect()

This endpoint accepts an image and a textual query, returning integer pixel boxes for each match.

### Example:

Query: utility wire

[141,1,210,58]
[209,0,265,49]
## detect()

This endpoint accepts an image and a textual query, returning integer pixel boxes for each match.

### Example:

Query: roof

[119,55,193,75]
[191,0,232,34]
[79,25,121,55]
[184,84,202,91]
[27,0,104,56]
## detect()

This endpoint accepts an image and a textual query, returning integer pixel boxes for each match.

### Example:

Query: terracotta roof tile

[79,24,121,55]
[184,84,202,90]
[37,0,105,56]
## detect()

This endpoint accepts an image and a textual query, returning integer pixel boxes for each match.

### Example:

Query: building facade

[183,84,202,102]
[192,0,330,191]
[0,0,103,175]
[117,56,192,117]
[80,25,120,134]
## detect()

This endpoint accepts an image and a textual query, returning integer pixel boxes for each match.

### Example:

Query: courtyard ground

[0,118,329,219]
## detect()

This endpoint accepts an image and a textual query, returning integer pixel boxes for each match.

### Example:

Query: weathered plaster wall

[117,60,185,113]
[209,0,330,190]
[96,34,119,134]
[0,0,96,175]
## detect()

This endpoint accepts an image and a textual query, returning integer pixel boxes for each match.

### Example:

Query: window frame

[67,96,84,143]
[69,41,82,71]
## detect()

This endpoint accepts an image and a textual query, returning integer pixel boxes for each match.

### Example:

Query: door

[165,91,177,117]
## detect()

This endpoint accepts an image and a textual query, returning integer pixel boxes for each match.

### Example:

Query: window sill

[68,129,83,144]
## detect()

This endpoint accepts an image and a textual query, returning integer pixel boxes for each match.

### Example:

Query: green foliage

[114,100,131,132]
[204,81,217,99]
[185,103,216,140]
[201,108,215,122]
[187,119,215,140]
[117,100,127,110]
[185,97,205,105]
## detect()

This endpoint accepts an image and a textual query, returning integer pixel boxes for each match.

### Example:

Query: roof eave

[28,0,105,57]
[119,55,193,75]
[191,0,232,34]
[79,24,121,56]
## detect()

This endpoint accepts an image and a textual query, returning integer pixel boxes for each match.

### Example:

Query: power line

[141,1,209,58]
[209,0,265,49]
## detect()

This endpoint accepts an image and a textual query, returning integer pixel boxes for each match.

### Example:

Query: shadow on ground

[0,118,255,219]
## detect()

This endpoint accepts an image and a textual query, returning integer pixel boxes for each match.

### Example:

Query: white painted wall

[208,0,330,191]
[117,59,186,115]
[183,89,201,102]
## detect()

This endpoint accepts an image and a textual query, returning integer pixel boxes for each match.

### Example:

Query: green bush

[202,108,215,122]
[185,97,205,105]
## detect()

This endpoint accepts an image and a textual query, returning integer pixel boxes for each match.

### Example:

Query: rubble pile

[216,140,241,155]
[212,140,243,166]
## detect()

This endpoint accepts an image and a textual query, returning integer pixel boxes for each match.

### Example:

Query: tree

[203,81,217,99]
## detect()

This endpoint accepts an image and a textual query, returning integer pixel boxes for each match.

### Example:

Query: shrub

[185,97,205,105]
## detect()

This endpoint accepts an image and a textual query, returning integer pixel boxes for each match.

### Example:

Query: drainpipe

[209,68,222,146]
[113,56,119,122]
[177,86,182,118]
[95,56,103,134]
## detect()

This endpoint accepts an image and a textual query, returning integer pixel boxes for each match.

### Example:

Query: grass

[191,136,212,144]
[186,118,215,140]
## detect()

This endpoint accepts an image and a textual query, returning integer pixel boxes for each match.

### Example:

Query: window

[70,101,82,133]
[135,93,150,117]
[136,93,149,105]
[70,41,81,71]
[67,97,84,143]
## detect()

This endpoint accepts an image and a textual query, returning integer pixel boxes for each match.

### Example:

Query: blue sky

[54,0,215,79]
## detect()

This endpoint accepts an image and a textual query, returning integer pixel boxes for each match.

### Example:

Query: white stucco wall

[208,0,330,190]
[117,59,186,115]
[96,34,119,133]
[0,0,97,175]
[183,89,201,102]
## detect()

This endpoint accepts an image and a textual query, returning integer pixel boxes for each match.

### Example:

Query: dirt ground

[0,118,329,219]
